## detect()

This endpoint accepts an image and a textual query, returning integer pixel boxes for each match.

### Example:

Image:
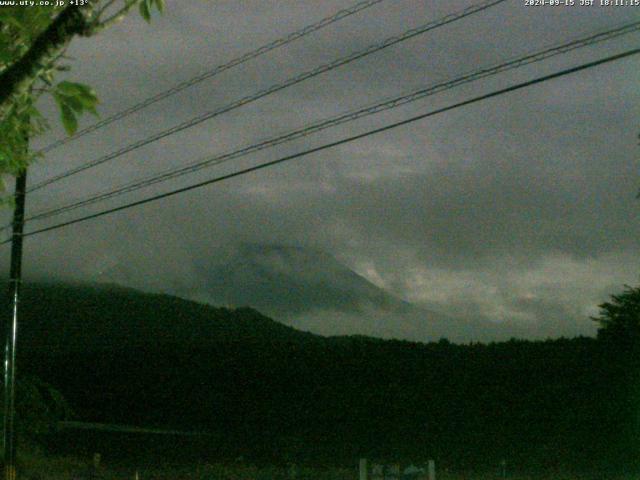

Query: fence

[359,458,436,480]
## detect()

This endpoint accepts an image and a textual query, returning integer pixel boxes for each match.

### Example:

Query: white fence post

[359,458,368,480]
[428,459,435,480]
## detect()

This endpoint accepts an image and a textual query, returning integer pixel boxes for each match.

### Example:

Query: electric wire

[28,0,507,193]
[37,0,389,155]
[22,20,640,225]
[5,46,637,244]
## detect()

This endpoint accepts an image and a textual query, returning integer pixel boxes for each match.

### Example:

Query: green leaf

[52,91,65,111]
[153,0,165,13]
[56,81,84,97]
[63,94,84,114]
[70,82,96,98]
[76,90,97,107]
[139,0,151,22]
[60,104,78,135]
[0,13,26,31]
[55,81,99,117]
[80,103,99,117]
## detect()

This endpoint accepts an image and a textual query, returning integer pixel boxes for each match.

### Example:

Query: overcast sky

[3,0,640,341]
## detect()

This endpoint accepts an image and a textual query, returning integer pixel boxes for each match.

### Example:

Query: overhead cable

[37,0,389,154]
[28,0,507,193]
[23,20,640,224]
[7,47,638,243]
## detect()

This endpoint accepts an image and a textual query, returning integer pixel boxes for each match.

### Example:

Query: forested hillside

[11,282,639,474]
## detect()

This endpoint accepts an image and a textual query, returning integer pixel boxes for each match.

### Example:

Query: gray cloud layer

[4,0,639,341]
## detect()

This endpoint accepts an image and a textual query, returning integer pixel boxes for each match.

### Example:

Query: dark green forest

[8,282,640,475]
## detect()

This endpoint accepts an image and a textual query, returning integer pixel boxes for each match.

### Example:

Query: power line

[37,0,389,155]
[22,21,640,224]
[28,0,507,193]
[25,21,640,222]
[7,47,638,244]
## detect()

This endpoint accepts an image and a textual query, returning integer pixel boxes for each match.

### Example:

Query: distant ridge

[12,281,318,353]
[90,242,534,342]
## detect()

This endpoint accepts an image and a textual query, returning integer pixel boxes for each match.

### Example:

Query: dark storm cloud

[7,0,640,341]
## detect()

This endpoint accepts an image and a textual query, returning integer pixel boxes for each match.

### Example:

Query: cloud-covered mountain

[92,242,556,342]
[198,243,410,314]
[189,244,527,342]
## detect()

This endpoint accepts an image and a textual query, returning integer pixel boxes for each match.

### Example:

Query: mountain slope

[94,242,529,342]
[197,244,411,314]
[193,244,518,342]
[15,282,317,353]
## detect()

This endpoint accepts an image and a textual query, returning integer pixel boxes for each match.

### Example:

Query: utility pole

[3,168,27,480]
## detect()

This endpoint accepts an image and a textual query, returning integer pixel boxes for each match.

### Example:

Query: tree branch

[0,3,98,123]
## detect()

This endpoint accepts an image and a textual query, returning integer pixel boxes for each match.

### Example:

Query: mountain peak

[198,243,409,317]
